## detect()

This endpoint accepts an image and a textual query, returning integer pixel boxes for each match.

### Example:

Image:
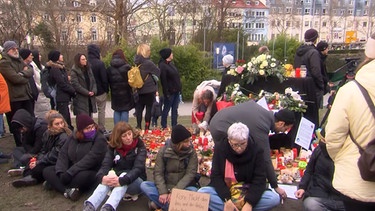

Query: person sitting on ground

[42,114,107,201]
[140,124,198,211]
[83,121,147,211]
[8,109,48,173]
[198,122,280,211]
[191,80,221,134]
[295,137,345,211]
[12,111,71,188]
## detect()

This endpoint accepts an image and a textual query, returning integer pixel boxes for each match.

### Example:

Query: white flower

[270,63,276,67]
[261,61,268,68]
[259,70,265,75]
[271,58,276,62]
[259,90,264,97]
[234,83,240,88]
[236,91,243,96]
[266,55,272,59]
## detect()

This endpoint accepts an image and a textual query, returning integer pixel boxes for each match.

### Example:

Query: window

[43,13,49,20]
[304,8,310,15]
[340,10,345,15]
[246,0,250,5]
[314,21,318,27]
[322,21,327,27]
[77,30,83,41]
[76,14,82,22]
[364,10,368,16]
[365,1,368,6]
[297,8,302,15]
[255,23,264,28]
[73,1,81,7]
[91,14,97,23]
[91,30,97,41]
[322,9,326,15]
[61,30,67,41]
[324,0,328,4]
[286,7,291,14]
[315,9,320,15]
[305,0,311,3]
[286,21,291,27]
[349,0,353,5]
[89,0,96,6]
[363,22,367,27]
[348,9,353,15]
[305,21,309,27]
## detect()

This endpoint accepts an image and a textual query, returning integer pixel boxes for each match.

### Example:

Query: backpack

[41,67,56,99]
[128,65,148,89]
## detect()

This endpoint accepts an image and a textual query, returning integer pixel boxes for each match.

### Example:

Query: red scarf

[116,139,138,157]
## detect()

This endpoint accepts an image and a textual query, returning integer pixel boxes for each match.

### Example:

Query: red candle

[198,137,203,146]
[203,137,208,146]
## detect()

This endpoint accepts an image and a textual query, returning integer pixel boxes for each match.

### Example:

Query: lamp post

[216,47,220,69]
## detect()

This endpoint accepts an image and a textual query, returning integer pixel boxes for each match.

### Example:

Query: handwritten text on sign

[169,188,210,211]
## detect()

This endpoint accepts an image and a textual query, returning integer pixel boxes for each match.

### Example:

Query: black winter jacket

[298,143,342,200]
[294,44,324,96]
[55,131,107,177]
[11,109,48,154]
[107,57,134,111]
[159,60,181,97]
[46,61,76,103]
[96,138,147,186]
[87,44,108,95]
[134,55,160,95]
[209,138,266,207]
[37,131,69,166]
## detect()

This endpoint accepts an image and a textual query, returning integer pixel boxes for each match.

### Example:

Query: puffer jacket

[55,130,107,177]
[134,55,160,95]
[46,61,76,103]
[294,44,324,97]
[0,52,33,102]
[326,59,375,202]
[87,44,108,96]
[107,56,134,111]
[70,65,97,115]
[96,137,147,186]
[153,140,198,195]
[11,109,48,154]
[37,131,69,166]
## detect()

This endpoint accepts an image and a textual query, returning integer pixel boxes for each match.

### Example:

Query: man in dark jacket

[295,141,345,211]
[87,44,108,132]
[159,48,182,129]
[0,41,34,146]
[46,50,76,130]
[294,28,324,108]
[9,109,47,170]
[316,41,330,98]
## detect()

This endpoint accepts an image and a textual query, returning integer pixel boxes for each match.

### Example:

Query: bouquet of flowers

[227,54,286,85]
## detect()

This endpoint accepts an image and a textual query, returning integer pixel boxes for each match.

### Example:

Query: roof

[214,0,268,9]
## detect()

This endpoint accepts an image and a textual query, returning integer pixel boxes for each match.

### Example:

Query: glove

[60,172,73,185]
[198,121,208,131]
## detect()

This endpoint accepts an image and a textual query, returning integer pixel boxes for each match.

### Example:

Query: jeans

[95,93,107,131]
[114,111,129,125]
[303,196,345,211]
[197,186,280,211]
[86,173,143,210]
[140,181,198,211]
[0,113,4,136]
[161,92,180,129]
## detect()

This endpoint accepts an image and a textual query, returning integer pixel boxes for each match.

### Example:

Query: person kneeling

[198,122,279,211]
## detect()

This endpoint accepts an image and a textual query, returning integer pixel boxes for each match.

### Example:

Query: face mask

[84,129,96,139]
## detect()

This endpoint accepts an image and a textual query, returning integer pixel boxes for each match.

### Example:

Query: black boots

[12,175,38,187]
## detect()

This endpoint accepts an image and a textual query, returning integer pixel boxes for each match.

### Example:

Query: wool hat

[76,114,95,131]
[365,36,375,59]
[48,50,61,62]
[171,124,191,144]
[19,48,32,60]
[2,41,18,53]
[274,109,296,125]
[304,29,319,42]
[222,54,234,65]
[316,41,329,52]
[159,48,172,60]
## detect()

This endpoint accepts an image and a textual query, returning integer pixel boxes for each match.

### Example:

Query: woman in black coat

[43,114,107,201]
[107,49,134,124]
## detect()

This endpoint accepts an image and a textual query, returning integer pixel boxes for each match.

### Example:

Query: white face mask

[156,96,160,103]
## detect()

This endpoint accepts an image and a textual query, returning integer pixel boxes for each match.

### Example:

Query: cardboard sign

[168,189,210,211]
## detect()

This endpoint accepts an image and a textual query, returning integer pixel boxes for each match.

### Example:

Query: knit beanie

[76,114,95,131]
[48,50,61,62]
[2,41,18,53]
[316,41,328,52]
[19,48,32,60]
[304,29,319,42]
[171,124,191,144]
[159,48,172,60]
[365,35,375,59]
[222,54,234,65]
[274,109,296,125]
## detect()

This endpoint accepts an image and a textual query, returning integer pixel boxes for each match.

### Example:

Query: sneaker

[83,201,95,211]
[100,204,115,211]
[123,193,139,201]
[12,175,38,187]
[64,188,81,201]
[7,168,24,177]
[42,181,52,190]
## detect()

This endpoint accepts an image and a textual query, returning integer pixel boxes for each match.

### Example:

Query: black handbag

[349,80,375,182]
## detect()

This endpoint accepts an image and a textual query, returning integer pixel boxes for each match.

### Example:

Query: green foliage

[33,23,55,51]
[266,34,301,64]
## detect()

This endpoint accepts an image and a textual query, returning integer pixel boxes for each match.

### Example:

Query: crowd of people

[0,28,375,211]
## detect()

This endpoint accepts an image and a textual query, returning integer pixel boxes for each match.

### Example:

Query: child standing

[151,92,163,128]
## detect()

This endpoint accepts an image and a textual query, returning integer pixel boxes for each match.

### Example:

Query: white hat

[222,54,234,65]
[365,36,375,59]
